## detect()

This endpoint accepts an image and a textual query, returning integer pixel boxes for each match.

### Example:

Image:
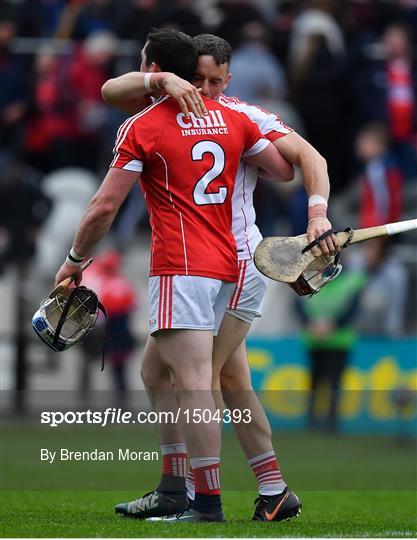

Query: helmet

[289,227,354,296]
[288,255,343,296]
[32,286,100,351]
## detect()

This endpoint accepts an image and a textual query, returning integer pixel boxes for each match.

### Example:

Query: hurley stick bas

[254,219,417,284]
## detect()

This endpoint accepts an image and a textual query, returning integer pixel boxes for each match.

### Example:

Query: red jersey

[110,95,268,282]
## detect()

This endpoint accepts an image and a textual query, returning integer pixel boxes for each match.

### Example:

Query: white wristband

[144,73,152,92]
[66,247,84,266]
[66,257,82,267]
[70,247,83,260]
[308,195,328,207]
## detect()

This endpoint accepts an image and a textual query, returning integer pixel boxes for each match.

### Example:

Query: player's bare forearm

[54,168,139,285]
[102,72,150,114]
[54,199,117,286]
[274,132,329,199]
[102,72,206,117]
[245,142,294,181]
[54,203,115,287]
[73,199,116,259]
[275,132,338,255]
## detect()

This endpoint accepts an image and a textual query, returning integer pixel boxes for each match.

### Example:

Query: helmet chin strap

[98,302,108,372]
[52,288,79,350]
[302,228,336,254]
[301,227,354,255]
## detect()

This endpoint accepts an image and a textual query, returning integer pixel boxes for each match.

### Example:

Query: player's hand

[306,217,339,257]
[163,74,207,118]
[55,261,83,287]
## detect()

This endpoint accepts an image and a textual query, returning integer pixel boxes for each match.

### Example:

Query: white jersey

[218,94,292,260]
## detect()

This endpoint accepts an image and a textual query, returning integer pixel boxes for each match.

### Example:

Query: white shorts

[148,275,235,335]
[226,259,268,324]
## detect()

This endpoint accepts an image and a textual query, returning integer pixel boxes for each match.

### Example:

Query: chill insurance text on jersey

[177,109,229,136]
[111,95,269,283]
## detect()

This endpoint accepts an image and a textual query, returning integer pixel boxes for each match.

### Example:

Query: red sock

[190,457,220,495]
[249,451,286,495]
[161,443,187,478]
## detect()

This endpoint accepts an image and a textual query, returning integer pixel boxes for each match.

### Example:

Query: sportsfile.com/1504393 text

[40,408,252,428]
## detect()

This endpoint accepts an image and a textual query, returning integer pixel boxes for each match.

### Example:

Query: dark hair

[144,28,198,82]
[193,34,232,67]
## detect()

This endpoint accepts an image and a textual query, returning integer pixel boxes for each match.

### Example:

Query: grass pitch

[1,426,416,537]
[1,490,416,537]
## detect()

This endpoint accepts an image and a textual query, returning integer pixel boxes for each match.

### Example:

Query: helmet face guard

[32,286,100,351]
[289,255,343,296]
[290,227,354,296]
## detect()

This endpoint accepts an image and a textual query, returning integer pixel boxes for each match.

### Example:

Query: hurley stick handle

[49,258,94,299]
[341,219,417,245]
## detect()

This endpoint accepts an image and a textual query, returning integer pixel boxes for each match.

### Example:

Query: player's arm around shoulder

[247,142,295,182]
[102,72,151,115]
[220,97,294,180]
[229,106,294,181]
[102,71,206,118]
[273,131,327,175]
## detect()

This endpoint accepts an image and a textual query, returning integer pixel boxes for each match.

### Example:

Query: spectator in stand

[214,0,264,50]
[296,264,366,433]
[80,250,138,406]
[354,238,409,337]
[288,0,349,193]
[55,0,120,40]
[268,0,299,65]
[154,0,203,37]
[13,0,67,38]
[251,91,308,238]
[0,153,51,275]
[115,0,161,43]
[24,31,116,173]
[349,21,417,180]
[0,15,27,155]
[355,123,403,229]
[226,20,287,103]
[342,0,410,46]
[116,0,203,42]
[383,23,417,180]
[68,30,118,170]
[23,44,81,173]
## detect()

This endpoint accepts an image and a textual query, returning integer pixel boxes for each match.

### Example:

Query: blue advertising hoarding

[247,337,417,434]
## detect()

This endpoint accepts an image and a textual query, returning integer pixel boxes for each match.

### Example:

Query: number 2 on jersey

[192,141,227,206]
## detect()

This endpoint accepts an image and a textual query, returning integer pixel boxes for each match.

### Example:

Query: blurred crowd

[1,0,416,361]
